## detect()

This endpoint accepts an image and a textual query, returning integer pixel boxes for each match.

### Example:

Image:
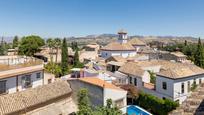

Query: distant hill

[0,34,199,46]
[0,36,14,43]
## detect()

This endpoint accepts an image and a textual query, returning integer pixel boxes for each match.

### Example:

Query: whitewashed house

[0,56,44,95]
[116,60,204,104]
[69,77,127,108]
[100,30,136,59]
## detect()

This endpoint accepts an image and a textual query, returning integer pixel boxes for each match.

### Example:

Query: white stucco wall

[127,75,143,88]
[156,74,204,104]
[17,71,44,91]
[0,70,44,94]
[101,50,136,59]
[103,88,127,107]
[142,65,161,73]
[156,76,174,99]
[173,74,204,103]
[142,71,150,83]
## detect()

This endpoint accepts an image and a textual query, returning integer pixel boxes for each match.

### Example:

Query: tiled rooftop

[101,42,135,51]
[0,80,72,115]
[136,60,204,79]
[79,77,124,91]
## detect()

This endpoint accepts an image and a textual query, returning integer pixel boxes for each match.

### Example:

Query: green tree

[12,36,19,48]
[184,40,187,46]
[44,62,62,77]
[0,38,7,55]
[77,88,93,115]
[61,38,68,75]
[137,92,179,115]
[71,41,78,51]
[148,70,156,84]
[194,38,204,68]
[19,35,45,56]
[73,49,79,66]
[93,99,122,115]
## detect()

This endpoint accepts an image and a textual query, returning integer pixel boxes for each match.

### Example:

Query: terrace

[0,56,43,72]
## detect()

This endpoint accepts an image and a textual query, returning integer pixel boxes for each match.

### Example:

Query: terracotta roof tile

[119,62,145,77]
[79,77,124,90]
[101,42,135,51]
[0,80,72,115]
[136,60,204,79]
[128,38,146,46]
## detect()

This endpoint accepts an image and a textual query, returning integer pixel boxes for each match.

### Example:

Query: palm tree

[46,38,54,62]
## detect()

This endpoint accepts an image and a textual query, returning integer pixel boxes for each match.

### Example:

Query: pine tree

[194,38,204,68]
[61,38,68,75]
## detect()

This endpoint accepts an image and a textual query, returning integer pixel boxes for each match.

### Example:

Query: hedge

[137,92,179,115]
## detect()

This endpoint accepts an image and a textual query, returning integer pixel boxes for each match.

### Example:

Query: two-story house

[0,56,44,95]
[115,60,204,104]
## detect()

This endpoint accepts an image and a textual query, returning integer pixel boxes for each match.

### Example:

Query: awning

[70,68,81,71]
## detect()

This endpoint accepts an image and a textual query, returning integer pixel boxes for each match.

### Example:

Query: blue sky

[0,0,204,38]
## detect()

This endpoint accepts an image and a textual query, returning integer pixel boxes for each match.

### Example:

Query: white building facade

[0,56,44,95]
[116,60,204,104]
[100,30,136,59]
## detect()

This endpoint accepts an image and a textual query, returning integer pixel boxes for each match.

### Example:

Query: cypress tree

[0,38,6,55]
[61,38,68,75]
[194,38,204,68]
[184,40,187,46]
[73,49,79,66]
[13,36,19,48]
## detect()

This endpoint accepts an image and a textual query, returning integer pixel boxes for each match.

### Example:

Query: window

[0,80,6,94]
[188,81,191,92]
[162,97,166,100]
[22,75,32,88]
[36,72,41,79]
[134,78,137,86]
[162,82,167,90]
[115,98,124,108]
[199,79,202,84]
[194,79,196,85]
[181,83,185,94]
[129,77,132,84]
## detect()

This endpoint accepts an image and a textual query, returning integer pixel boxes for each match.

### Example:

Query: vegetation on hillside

[161,38,204,68]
